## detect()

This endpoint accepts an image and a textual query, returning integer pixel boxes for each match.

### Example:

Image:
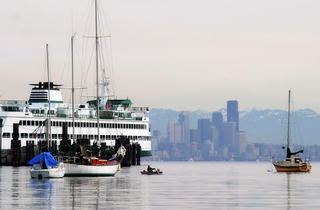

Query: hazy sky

[1,0,320,112]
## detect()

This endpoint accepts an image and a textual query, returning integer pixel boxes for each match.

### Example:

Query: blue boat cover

[28,152,59,168]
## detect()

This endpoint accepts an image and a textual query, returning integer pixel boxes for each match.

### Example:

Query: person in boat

[147,165,155,172]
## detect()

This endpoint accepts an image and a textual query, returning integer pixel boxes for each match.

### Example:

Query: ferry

[0,82,152,156]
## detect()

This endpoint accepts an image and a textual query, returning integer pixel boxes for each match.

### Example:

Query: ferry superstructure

[0,82,152,156]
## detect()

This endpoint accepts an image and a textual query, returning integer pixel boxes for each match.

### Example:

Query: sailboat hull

[30,163,65,178]
[64,162,119,176]
[273,164,312,172]
[272,158,312,172]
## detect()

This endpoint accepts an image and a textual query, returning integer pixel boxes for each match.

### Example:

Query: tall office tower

[211,126,219,148]
[212,112,223,130]
[221,121,237,147]
[152,130,161,150]
[198,119,212,143]
[227,100,239,132]
[167,122,182,143]
[179,112,190,145]
[190,129,200,144]
[153,130,161,139]
[237,131,247,154]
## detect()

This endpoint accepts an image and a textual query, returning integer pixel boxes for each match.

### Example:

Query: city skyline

[1,0,320,112]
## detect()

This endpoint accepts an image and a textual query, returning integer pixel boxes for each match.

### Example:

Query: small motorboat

[141,169,163,175]
[28,152,65,179]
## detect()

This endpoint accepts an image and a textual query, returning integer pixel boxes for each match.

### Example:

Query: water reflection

[286,173,291,210]
[0,163,319,209]
[30,179,54,209]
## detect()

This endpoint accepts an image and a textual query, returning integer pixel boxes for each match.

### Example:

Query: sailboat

[272,90,312,172]
[63,0,121,176]
[28,44,65,179]
[29,152,65,178]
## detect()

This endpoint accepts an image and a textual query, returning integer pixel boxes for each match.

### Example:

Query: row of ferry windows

[2,132,150,140]
[19,120,147,130]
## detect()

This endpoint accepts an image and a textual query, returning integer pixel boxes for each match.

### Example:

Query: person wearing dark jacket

[147,165,155,172]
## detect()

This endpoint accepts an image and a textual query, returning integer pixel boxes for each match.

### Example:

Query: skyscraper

[221,121,237,147]
[167,122,182,143]
[212,112,223,130]
[179,112,190,145]
[198,119,212,143]
[190,129,200,144]
[227,100,239,132]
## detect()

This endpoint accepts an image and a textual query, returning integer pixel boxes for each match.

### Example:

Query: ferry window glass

[27,121,30,126]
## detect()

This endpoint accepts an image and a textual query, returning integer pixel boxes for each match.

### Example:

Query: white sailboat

[29,152,65,179]
[29,45,65,179]
[64,0,121,176]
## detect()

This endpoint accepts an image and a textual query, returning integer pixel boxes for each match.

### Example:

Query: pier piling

[11,123,21,166]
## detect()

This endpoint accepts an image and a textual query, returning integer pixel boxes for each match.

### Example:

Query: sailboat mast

[287,90,291,150]
[46,44,51,151]
[71,36,75,144]
[95,0,100,145]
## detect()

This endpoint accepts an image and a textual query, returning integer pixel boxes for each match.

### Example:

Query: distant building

[237,131,247,154]
[167,122,182,143]
[211,126,219,148]
[190,129,200,144]
[153,130,161,139]
[221,121,237,147]
[212,112,223,130]
[152,130,161,150]
[227,100,239,132]
[179,112,190,145]
[198,119,212,143]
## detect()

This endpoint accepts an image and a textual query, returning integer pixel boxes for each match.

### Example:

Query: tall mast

[71,36,75,144]
[95,0,100,145]
[46,44,51,151]
[287,90,291,150]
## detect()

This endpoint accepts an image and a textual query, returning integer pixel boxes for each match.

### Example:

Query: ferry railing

[0,100,28,105]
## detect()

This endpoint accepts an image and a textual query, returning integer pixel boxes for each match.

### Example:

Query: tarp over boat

[28,152,59,168]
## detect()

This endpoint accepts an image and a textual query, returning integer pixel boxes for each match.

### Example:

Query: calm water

[0,162,319,210]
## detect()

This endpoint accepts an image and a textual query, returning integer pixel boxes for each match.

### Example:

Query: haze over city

[1,0,320,111]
